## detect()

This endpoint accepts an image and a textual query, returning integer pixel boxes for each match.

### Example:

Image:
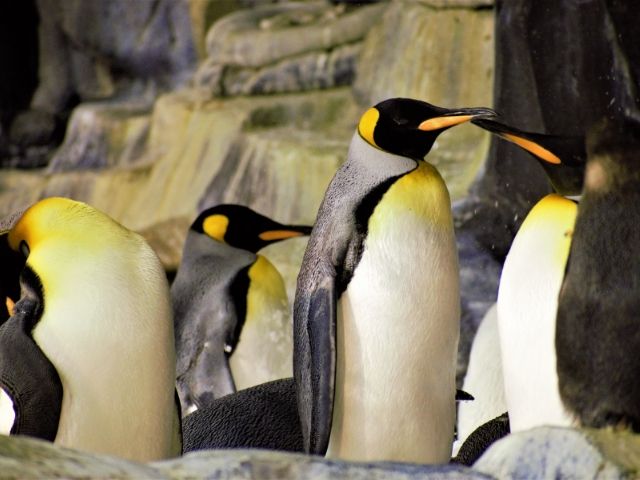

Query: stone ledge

[475,427,640,479]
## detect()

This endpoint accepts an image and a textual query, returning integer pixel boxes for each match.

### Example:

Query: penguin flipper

[0,297,62,440]
[295,272,337,456]
[306,277,337,455]
[451,412,510,466]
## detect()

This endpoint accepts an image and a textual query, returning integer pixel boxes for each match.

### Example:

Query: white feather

[0,388,15,435]
[455,303,506,453]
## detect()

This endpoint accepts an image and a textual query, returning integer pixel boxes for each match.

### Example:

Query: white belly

[455,303,506,451]
[497,194,576,431]
[326,167,460,464]
[32,248,181,461]
[0,388,15,435]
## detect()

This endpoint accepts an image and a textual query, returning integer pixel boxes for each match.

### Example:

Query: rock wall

[0,0,495,260]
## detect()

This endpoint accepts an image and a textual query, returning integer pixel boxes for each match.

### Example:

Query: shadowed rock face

[4,0,197,168]
[0,0,38,129]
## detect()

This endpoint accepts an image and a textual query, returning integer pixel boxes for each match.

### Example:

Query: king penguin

[471,117,586,432]
[556,118,640,430]
[294,97,496,464]
[172,204,312,412]
[0,197,181,461]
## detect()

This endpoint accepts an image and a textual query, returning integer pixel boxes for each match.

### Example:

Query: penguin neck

[347,133,417,181]
[327,161,460,464]
[172,231,257,321]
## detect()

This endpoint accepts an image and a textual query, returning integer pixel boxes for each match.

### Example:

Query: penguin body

[172,204,311,412]
[0,197,181,461]
[328,143,459,462]
[294,98,495,463]
[556,118,640,430]
[471,118,586,431]
[456,303,507,448]
[497,194,576,431]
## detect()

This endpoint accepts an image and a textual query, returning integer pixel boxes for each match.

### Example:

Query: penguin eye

[224,344,233,355]
[19,241,29,258]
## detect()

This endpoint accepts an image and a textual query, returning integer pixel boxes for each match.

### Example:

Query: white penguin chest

[327,163,460,464]
[497,194,576,431]
[229,255,292,390]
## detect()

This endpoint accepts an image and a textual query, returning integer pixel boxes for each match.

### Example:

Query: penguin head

[471,117,586,197]
[191,204,313,253]
[358,98,496,160]
[8,197,134,276]
[5,197,165,321]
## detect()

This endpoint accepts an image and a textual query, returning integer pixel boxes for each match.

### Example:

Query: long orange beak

[418,107,496,132]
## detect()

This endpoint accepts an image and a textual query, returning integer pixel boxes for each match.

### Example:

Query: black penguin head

[191,204,313,253]
[471,117,586,197]
[358,98,496,160]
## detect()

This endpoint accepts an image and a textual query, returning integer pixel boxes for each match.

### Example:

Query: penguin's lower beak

[258,225,314,242]
[472,118,562,165]
[419,107,497,132]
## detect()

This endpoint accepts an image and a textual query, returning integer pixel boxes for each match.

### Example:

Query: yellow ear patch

[502,133,562,164]
[358,108,380,147]
[203,214,229,242]
[258,230,305,241]
[5,297,15,317]
[418,114,473,131]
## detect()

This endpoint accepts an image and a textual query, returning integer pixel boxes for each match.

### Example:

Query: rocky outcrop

[0,435,161,478]
[4,0,197,168]
[47,101,152,171]
[194,2,386,97]
[0,434,489,479]
[475,427,640,479]
[5,426,640,478]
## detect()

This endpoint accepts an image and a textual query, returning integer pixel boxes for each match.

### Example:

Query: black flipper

[305,277,337,454]
[451,412,510,466]
[0,294,62,441]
